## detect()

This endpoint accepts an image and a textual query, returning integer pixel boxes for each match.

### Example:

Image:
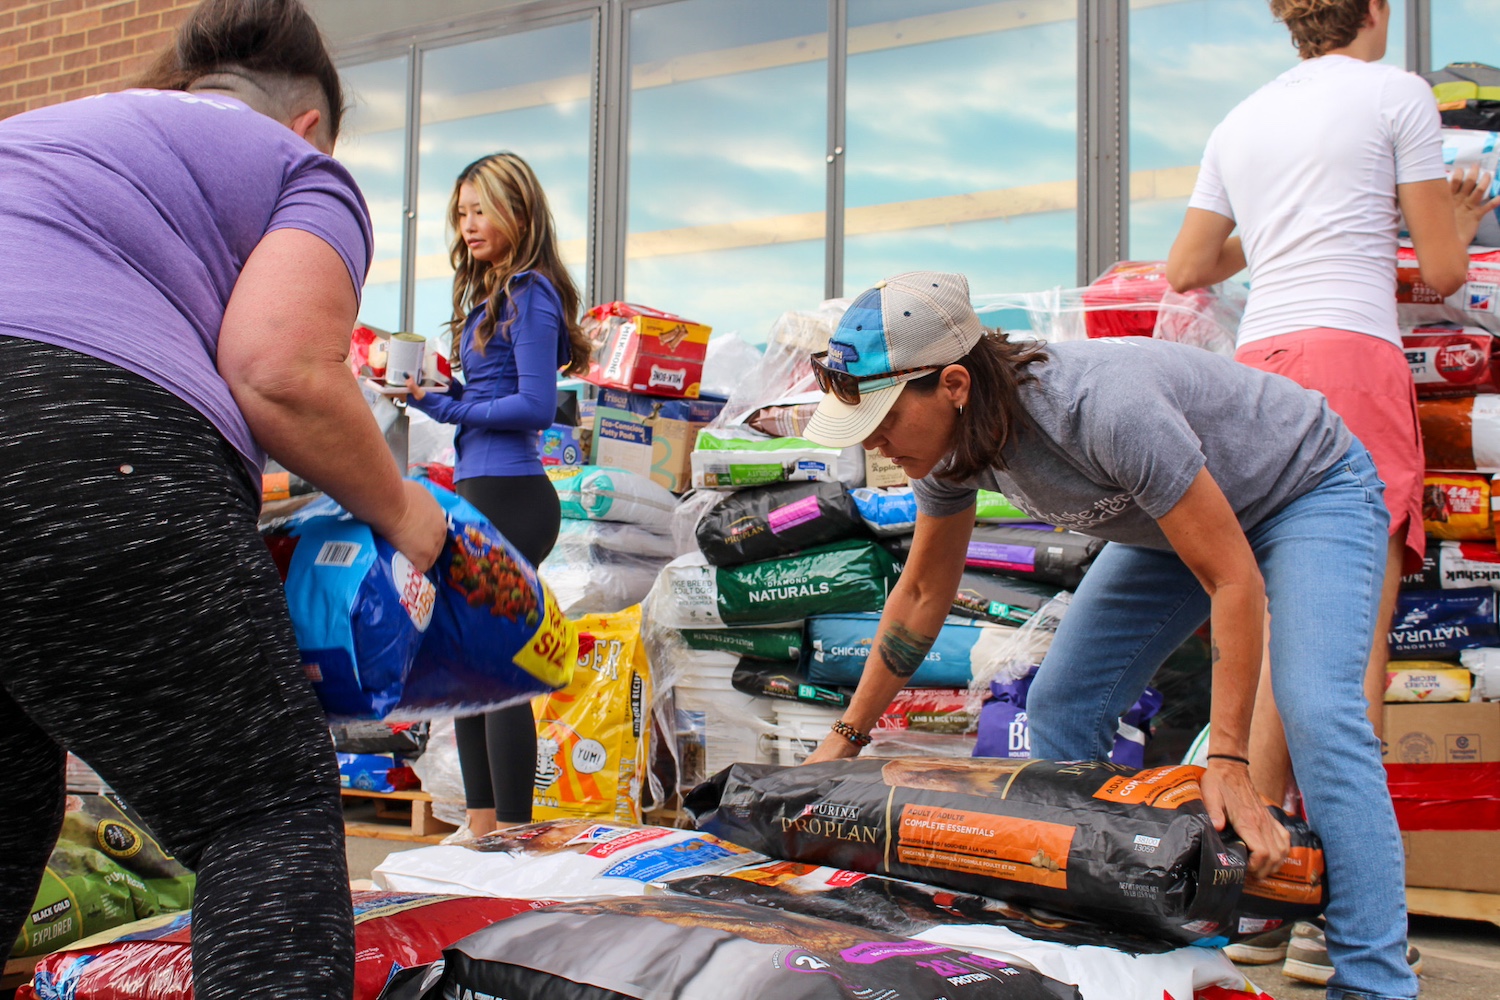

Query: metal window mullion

[1406,0,1431,76]
[399,43,421,335]
[1076,0,1127,286]
[592,0,630,307]
[825,0,847,302]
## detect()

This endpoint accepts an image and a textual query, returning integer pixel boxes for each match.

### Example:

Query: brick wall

[0,0,199,120]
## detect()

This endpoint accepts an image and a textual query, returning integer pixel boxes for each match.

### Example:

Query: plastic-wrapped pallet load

[685,758,1326,946]
[379,894,1084,1000]
[532,607,653,824]
[695,480,867,566]
[19,892,553,1000]
[373,818,765,898]
[540,544,667,617]
[651,540,899,629]
[803,612,1022,688]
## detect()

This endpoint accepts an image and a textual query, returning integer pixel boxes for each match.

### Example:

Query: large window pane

[1128,0,1404,266]
[337,55,409,332]
[844,0,1077,298]
[413,20,594,352]
[626,0,827,344]
[1432,2,1500,73]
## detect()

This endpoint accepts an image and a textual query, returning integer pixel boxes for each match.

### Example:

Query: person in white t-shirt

[1167,0,1498,994]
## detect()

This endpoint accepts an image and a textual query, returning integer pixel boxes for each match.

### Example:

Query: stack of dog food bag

[1380,63,1500,898]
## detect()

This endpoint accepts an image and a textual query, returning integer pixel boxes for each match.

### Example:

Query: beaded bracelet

[831,719,872,748]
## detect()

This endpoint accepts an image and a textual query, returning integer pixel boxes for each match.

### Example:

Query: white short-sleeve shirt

[1189,55,1447,348]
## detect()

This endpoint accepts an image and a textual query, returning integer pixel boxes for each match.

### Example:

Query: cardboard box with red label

[582,302,712,399]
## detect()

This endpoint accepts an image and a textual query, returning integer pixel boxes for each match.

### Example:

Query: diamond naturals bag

[654,541,899,628]
[378,895,1083,1000]
[696,481,867,567]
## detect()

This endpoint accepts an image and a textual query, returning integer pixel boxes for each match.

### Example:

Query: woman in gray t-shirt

[801,272,1412,1000]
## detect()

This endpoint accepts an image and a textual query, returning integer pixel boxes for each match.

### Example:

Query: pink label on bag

[768,495,822,534]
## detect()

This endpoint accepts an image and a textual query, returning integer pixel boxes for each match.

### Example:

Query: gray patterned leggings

[0,337,353,999]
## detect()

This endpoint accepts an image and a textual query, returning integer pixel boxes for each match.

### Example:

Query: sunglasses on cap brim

[811,352,940,406]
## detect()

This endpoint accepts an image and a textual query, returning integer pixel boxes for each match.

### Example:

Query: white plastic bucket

[673,673,777,784]
[771,701,843,767]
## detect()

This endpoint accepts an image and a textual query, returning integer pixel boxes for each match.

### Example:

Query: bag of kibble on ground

[400,483,577,717]
[379,895,1083,1000]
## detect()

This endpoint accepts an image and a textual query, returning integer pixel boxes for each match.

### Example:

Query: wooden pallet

[342,788,456,843]
[3,956,41,994]
[1408,886,1500,929]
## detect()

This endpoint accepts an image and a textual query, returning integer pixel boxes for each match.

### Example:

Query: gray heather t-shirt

[911,338,1353,550]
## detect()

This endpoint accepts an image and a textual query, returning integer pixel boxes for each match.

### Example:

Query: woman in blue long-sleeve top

[407,152,590,837]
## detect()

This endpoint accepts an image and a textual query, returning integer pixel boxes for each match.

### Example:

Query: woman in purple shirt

[406,152,590,838]
[0,2,445,998]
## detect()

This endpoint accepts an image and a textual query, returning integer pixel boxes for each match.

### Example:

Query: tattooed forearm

[878,622,937,679]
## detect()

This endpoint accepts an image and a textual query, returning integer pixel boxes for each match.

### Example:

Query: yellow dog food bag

[532,606,652,824]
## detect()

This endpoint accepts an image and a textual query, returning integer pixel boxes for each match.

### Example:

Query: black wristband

[1206,753,1251,766]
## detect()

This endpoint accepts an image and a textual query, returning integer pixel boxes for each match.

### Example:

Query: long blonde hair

[447,152,589,375]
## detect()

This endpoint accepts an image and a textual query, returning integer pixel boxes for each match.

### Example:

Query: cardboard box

[1383,700,1500,763]
[593,388,726,492]
[582,302,712,399]
[1402,830,1500,893]
[865,451,908,488]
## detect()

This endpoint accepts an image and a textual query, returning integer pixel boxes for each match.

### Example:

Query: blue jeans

[1027,444,1415,1000]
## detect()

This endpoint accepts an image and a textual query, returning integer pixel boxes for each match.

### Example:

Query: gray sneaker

[1224,923,1293,964]
[1282,922,1423,986]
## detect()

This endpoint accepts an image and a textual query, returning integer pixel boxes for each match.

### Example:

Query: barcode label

[314,541,361,567]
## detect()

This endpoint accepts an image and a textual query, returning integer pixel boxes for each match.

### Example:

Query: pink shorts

[1237,329,1425,572]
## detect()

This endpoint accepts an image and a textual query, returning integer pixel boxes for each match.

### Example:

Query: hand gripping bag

[267,494,437,720]
[696,481,867,566]
[400,483,578,717]
[685,758,1327,945]
[377,895,1083,1000]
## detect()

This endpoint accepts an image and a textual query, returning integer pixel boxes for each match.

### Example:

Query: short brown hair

[905,330,1047,481]
[1269,0,1382,60]
[137,0,345,140]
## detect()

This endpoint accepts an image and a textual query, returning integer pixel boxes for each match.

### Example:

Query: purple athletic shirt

[0,89,373,476]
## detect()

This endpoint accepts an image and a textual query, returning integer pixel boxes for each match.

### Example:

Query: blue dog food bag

[399,482,578,717]
[277,497,435,720]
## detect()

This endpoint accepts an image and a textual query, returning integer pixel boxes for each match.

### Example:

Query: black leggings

[452,474,561,820]
[0,338,351,1000]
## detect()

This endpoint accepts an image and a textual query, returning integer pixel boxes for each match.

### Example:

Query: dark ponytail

[136,0,345,140]
[906,330,1048,481]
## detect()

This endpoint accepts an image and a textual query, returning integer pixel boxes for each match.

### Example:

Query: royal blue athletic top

[409,270,569,479]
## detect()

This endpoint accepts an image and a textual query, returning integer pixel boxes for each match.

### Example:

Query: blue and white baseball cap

[804,271,986,448]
